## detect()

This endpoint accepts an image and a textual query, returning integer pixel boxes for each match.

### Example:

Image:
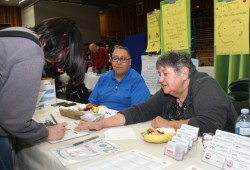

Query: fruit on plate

[141,127,176,143]
[79,104,107,113]
[90,106,99,113]
[90,105,107,113]
[78,104,87,111]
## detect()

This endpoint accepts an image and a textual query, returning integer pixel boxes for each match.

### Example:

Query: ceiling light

[19,0,26,4]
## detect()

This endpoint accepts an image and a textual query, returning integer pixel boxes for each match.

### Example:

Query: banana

[143,133,175,143]
[90,105,107,113]
[91,106,99,113]
[142,128,176,143]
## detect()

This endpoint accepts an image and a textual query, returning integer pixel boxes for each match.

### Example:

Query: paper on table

[98,107,118,118]
[48,127,89,144]
[34,108,89,144]
[78,150,172,170]
[104,128,137,140]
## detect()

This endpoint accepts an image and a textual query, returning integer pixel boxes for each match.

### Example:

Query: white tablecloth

[15,99,220,170]
[83,73,100,91]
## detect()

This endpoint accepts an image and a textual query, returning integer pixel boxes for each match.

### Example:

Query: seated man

[88,45,150,111]
[75,51,238,136]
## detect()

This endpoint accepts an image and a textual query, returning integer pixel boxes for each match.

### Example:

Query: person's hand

[57,68,64,73]
[47,122,68,141]
[85,103,97,110]
[151,116,172,129]
[74,120,103,131]
[151,116,190,130]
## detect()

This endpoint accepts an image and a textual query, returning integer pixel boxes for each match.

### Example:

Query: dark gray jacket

[0,27,48,143]
[121,71,238,135]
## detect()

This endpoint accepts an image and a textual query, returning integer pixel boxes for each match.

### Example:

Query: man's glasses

[112,57,130,63]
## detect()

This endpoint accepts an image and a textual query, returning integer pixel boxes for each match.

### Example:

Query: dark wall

[100,0,214,66]
[100,0,161,45]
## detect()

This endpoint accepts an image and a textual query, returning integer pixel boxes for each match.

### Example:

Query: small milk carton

[36,78,56,108]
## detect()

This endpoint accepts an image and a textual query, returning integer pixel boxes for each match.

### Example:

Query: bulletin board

[141,55,161,95]
[215,0,249,55]
[146,10,161,53]
[160,0,191,54]
[214,0,250,92]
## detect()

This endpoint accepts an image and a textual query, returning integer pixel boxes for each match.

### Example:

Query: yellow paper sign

[215,0,249,55]
[162,0,188,51]
[146,10,161,52]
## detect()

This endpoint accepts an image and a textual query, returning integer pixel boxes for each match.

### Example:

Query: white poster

[141,55,161,95]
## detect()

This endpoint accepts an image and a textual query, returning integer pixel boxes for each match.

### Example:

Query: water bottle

[235,108,250,137]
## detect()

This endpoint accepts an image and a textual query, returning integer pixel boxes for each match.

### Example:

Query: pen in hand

[50,114,71,130]
[50,114,58,124]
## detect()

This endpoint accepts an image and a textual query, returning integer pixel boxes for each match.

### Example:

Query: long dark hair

[32,17,85,85]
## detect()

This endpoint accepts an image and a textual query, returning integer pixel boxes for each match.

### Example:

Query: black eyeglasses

[112,57,130,63]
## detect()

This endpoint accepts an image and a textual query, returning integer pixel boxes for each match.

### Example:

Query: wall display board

[160,0,191,54]
[214,0,250,93]
[215,0,249,55]
[146,9,161,53]
[141,55,161,95]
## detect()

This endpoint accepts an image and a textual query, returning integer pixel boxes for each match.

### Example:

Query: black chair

[228,79,250,115]
[228,78,250,101]
[232,101,250,115]
[65,80,90,104]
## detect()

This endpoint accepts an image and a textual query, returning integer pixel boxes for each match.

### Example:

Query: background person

[105,44,112,71]
[88,45,150,111]
[0,17,85,170]
[75,51,238,136]
[89,43,109,74]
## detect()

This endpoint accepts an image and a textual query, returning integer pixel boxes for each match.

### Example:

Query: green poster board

[160,0,191,54]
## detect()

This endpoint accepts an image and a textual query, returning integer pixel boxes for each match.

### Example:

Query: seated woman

[88,45,150,111]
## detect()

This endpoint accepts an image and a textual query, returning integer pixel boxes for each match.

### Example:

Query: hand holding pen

[50,113,71,131]
[47,122,68,141]
[46,114,68,141]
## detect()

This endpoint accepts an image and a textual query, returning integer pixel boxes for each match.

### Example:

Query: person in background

[75,51,238,136]
[105,44,112,71]
[0,17,85,170]
[89,43,109,74]
[88,45,150,111]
